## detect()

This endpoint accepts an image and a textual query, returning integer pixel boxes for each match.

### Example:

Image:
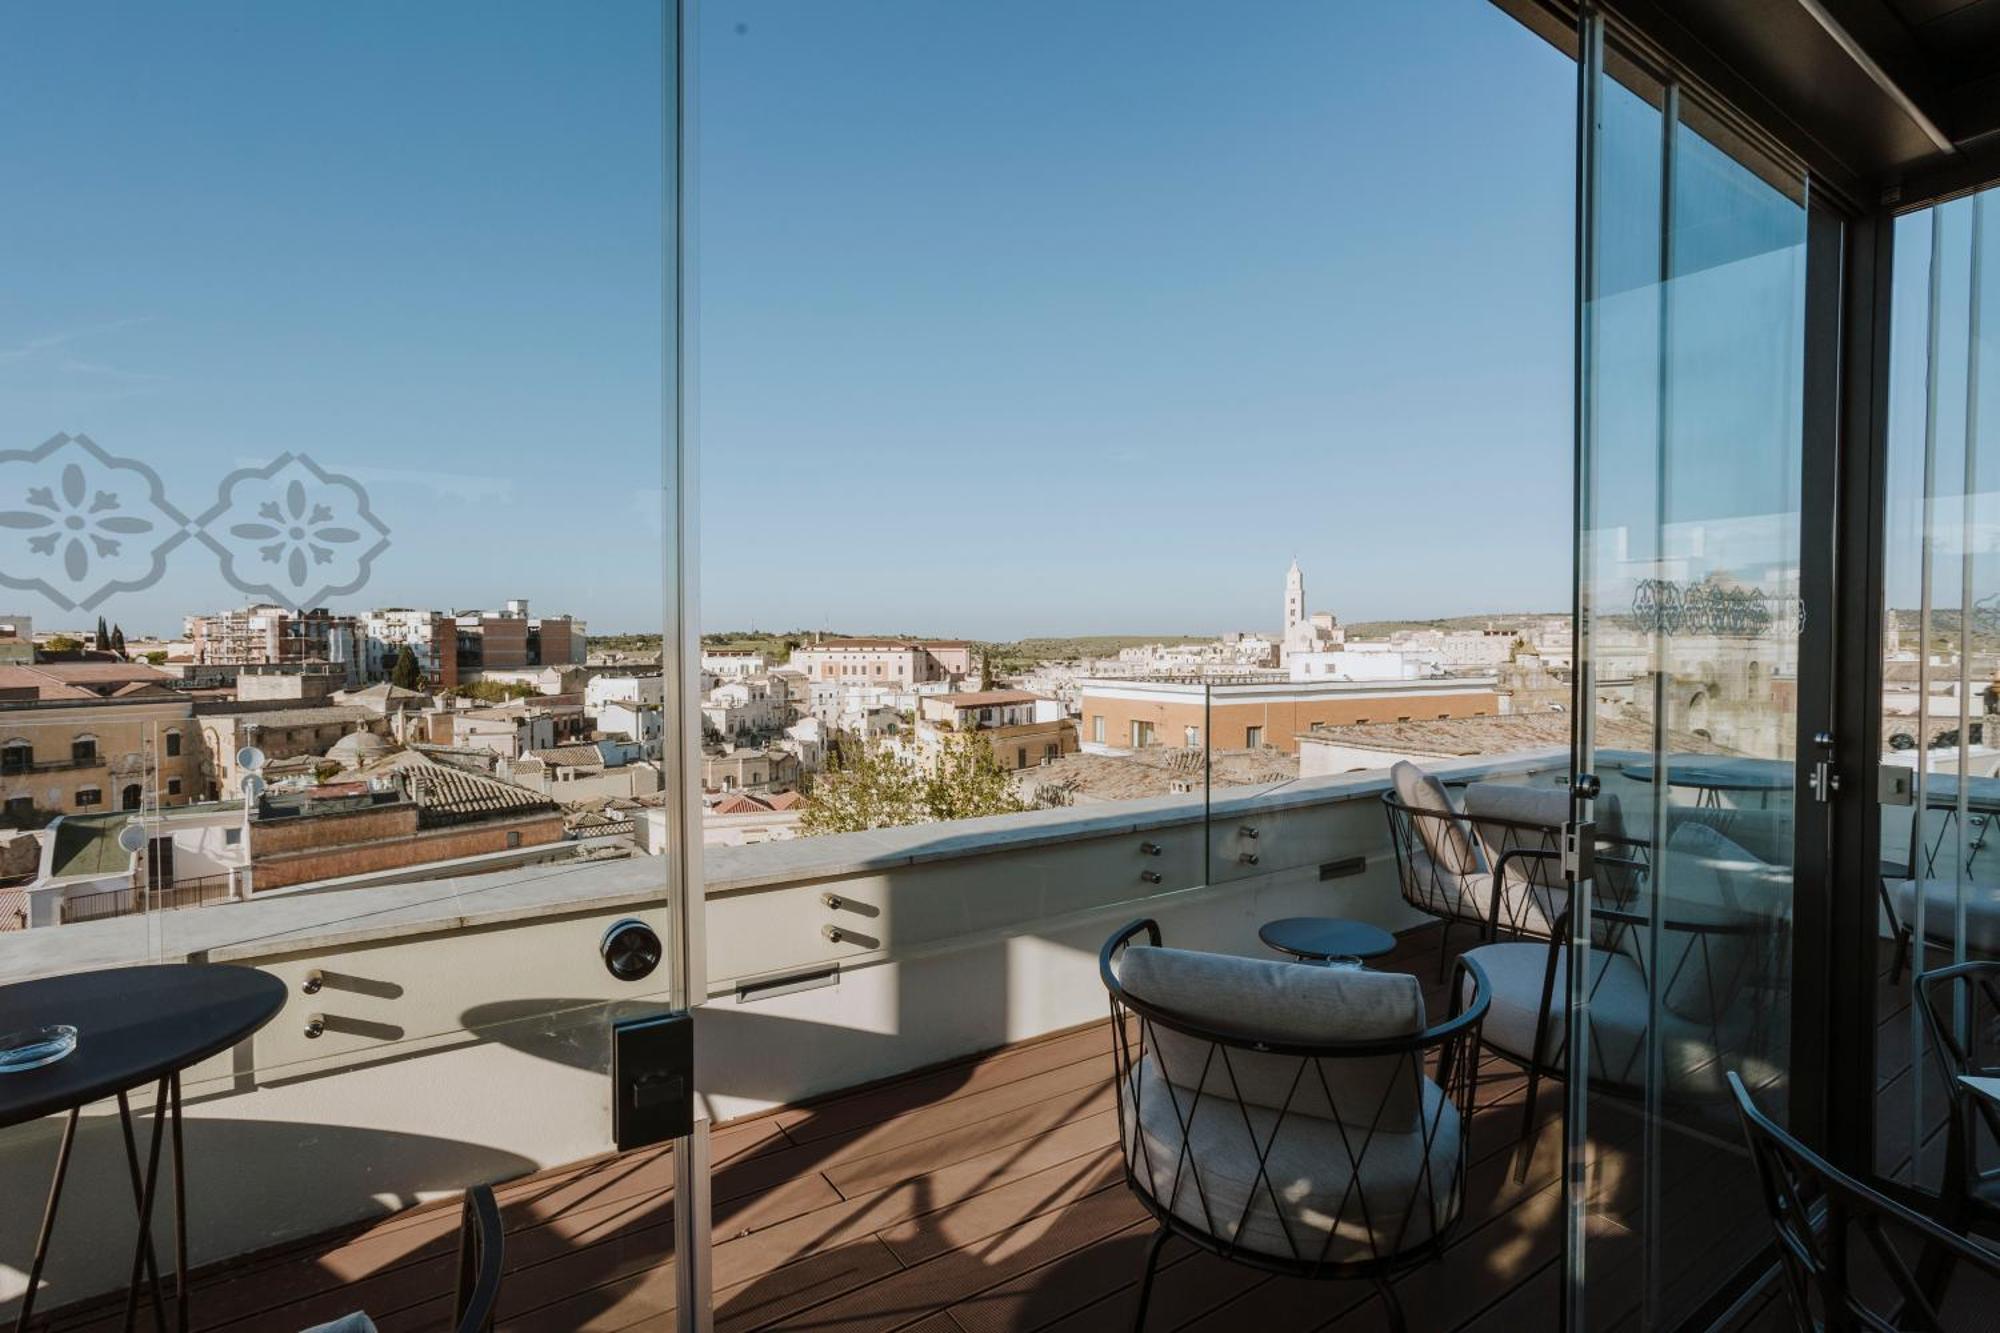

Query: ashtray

[0,1025,78,1074]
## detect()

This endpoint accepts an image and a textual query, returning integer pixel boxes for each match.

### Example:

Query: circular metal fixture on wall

[601,918,662,983]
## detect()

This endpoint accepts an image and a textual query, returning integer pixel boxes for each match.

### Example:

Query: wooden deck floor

[26,927,1984,1332]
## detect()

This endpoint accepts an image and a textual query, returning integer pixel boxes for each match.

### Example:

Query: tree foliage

[43,634,83,655]
[389,645,423,690]
[800,728,1026,835]
[111,624,127,657]
[451,679,538,703]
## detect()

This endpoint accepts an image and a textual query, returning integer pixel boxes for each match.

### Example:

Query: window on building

[1132,720,1155,747]
[4,795,33,823]
[1092,716,1105,744]
[164,731,182,757]
[0,740,29,774]
[1044,743,1059,760]
[75,787,102,808]
[72,736,97,765]
[1245,726,1263,748]
[167,778,182,797]
[506,831,522,849]
[121,784,143,811]
[1015,747,1027,768]
[1184,725,1200,748]
[224,828,242,846]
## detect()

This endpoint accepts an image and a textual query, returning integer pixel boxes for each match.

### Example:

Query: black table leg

[170,1075,186,1333]
[13,1106,79,1333]
[116,1090,168,1332]
[122,1077,169,1333]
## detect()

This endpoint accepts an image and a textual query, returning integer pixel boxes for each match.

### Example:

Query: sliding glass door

[1569,13,1815,1326]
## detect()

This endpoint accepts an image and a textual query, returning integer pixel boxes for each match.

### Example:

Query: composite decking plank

[774,1023,1123,1145]
[747,1184,1147,1333]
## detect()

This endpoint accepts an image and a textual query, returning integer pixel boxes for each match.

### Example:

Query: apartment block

[1078,674,1502,755]
[789,637,976,688]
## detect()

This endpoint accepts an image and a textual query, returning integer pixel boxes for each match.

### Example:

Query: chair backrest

[1461,780,1570,937]
[1390,761,1485,876]
[1116,942,1427,1128]
[1915,961,2000,1218]
[453,1184,504,1333]
[1729,1071,2000,1332]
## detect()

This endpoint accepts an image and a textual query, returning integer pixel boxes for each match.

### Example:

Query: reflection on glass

[1875,185,2000,1193]
[0,0,672,1316]
[1575,34,1806,1328]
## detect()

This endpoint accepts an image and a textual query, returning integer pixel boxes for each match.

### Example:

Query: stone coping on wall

[0,748,1569,981]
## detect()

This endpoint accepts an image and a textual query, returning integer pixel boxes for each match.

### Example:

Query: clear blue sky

[0,0,1575,641]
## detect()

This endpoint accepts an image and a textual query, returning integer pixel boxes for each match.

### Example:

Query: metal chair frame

[1730,1070,2000,1332]
[453,1184,504,1333]
[1382,792,1571,979]
[1468,839,1769,1180]
[1101,919,1490,1333]
[1913,960,2000,1244]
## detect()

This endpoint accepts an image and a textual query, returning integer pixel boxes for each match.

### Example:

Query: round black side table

[1258,917,1397,967]
[0,963,286,1332]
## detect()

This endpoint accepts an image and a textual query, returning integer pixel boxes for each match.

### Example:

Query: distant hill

[598,616,1569,670]
[1343,612,1564,638]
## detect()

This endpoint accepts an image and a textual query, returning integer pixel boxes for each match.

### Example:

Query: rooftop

[937,690,1039,707]
[1294,712,1723,758]
[1019,748,1296,803]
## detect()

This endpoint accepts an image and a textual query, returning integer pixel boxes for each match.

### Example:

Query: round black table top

[1258,917,1397,963]
[0,964,286,1130]
[1621,761,1792,793]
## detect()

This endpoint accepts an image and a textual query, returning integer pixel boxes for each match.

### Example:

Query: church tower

[1284,557,1305,634]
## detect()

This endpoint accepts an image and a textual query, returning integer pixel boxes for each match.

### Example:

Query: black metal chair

[454,1183,505,1333]
[300,1183,503,1333]
[1461,824,1774,1180]
[1101,919,1490,1333]
[1914,961,2000,1245]
[1729,1070,2000,1331]
[1383,773,1571,979]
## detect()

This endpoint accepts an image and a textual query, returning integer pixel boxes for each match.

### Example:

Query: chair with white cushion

[1882,800,2000,983]
[1461,821,1779,1177]
[1102,919,1490,1332]
[1384,764,1584,975]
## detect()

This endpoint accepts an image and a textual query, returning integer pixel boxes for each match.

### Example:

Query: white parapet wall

[0,750,1565,1320]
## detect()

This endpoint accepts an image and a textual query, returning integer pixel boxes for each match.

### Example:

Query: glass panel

[1874,186,2000,1193]
[1573,20,1807,1326]
[0,1,683,1321]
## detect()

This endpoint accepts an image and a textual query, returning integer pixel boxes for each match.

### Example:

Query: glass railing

[0,0,676,1321]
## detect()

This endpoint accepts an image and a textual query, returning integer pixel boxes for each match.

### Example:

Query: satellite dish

[240,775,268,800]
[237,746,266,773]
[116,822,148,854]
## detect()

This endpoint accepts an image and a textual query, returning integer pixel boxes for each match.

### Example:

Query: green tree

[453,679,536,703]
[95,615,109,651]
[110,624,127,657]
[799,736,926,834]
[143,651,169,666]
[921,727,1028,823]
[800,729,1025,834]
[389,645,423,690]
[42,634,83,655]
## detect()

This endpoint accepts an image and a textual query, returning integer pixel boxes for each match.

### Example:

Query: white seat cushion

[1463,941,1753,1096]
[1885,877,2000,954]
[1122,1054,1462,1265]
[300,1316,379,1333]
